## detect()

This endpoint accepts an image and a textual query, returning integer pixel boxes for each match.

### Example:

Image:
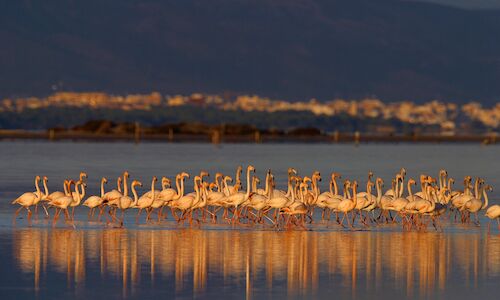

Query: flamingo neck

[474,179,480,199]
[352,185,357,207]
[245,168,252,198]
[398,177,404,197]
[429,189,435,211]
[123,175,129,197]
[267,178,274,199]
[194,180,201,203]
[223,178,230,196]
[366,182,373,202]
[346,185,351,199]
[290,183,296,202]
[73,182,82,205]
[34,177,41,198]
[199,185,208,208]
[131,184,139,206]
[100,179,106,198]
[64,181,70,196]
[236,168,242,183]
[147,178,156,207]
[376,181,382,205]
[447,179,454,193]
[285,174,292,197]
[67,182,75,197]
[481,187,489,209]
[408,182,414,202]
[216,176,221,192]
[265,173,270,195]
[175,176,181,198]
[312,177,319,200]
[42,178,49,198]
[463,181,469,196]
[180,177,185,198]
[333,177,339,195]
[390,180,396,197]
[80,182,86,199]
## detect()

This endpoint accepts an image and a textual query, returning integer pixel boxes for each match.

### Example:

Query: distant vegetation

[0,106,441,135]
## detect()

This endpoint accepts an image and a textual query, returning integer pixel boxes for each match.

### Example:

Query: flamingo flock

[11,166,499,231]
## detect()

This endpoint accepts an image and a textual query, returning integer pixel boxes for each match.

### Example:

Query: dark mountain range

[1,0,500,104]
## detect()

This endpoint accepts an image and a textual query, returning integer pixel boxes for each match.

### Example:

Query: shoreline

[0,129,497,144]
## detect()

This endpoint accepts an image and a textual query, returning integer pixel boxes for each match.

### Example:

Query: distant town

[0,92,498,136]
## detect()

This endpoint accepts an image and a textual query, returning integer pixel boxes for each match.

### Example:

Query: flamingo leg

[34,204,39,220]
[13,206,24,222]
[53,208,60,225]
[41,204,50,218]
[345,212,352,228]
[27,207,32,226]
[98,206,105,222]
[171,207,179,222]
[136,209,142,224]
[339,213,346,227]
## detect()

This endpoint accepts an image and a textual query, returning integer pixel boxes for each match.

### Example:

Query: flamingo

[167,172,191,221]
[378,179,396,223]
[70,180,86,219]
[354,180,375,225]
[485,204,500,232]
[272,167,297,197]
[12,175,42,224]
[102,172,125,202]
[222,165,255,223]
[461,184,491,225]
[145,177,172,221]
[103,172,129,221]
[452,177,483,221]
[337,181,358,228]
[35,176,50,218]
[225,166,242,195]
[117,180,142,224]
[48,180,79,227]
[82,177,107,220]
[44,179,68,202]
[170,176,202,224]
[280,182,308,229]
[135,176,158,223]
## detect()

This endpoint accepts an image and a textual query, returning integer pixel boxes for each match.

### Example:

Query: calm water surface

[0,141,499,299]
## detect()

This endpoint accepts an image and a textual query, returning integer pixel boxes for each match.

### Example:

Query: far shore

[0,129,497,144]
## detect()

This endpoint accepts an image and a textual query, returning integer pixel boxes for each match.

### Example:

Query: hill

[1,0,500,103]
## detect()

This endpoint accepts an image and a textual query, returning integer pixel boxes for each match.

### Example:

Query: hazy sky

[415,0,500,9]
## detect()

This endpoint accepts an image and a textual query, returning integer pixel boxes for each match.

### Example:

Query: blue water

[0,141,499,299]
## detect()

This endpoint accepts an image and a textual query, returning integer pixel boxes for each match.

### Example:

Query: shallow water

[1,141,499,299]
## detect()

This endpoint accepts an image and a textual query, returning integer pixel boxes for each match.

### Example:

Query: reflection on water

[10,229,500,299]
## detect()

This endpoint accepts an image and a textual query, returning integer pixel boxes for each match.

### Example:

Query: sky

[415,0,500,9]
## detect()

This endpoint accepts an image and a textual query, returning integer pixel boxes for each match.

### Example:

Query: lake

[0,141,499,299]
